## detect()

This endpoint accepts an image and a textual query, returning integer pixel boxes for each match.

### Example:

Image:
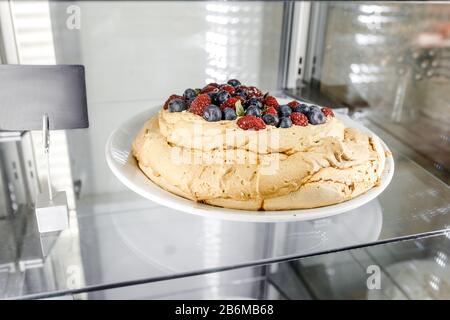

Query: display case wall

[0,1,449,300]
[49,1,284,196]
[289,1,450,183]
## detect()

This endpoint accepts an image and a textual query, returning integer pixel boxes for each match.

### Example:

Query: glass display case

[0,1,449,300]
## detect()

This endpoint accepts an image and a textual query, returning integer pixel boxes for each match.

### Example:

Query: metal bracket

[35,114,69,233]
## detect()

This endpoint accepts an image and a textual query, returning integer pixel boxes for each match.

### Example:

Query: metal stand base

[35,191,69,233]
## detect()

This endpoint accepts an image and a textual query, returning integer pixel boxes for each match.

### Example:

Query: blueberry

[183,88,197,101]
[233,88,247,99]
[308,105,321,113]
[168,99,186,112]
[223,107,237,120]
[227,79,241,87]
[292,103,310,114]
[245,106,262,117]
[207,92,218,100]
[203,105,222,122]
[185,98,194,107]
[214,90,231,106]
[278,105,292,117]
[245,97,263,109]
[306,109,326,125]
[279,116,292,128]
[262,113,279,126]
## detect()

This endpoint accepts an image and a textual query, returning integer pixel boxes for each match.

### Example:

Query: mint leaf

[235,100,245,116]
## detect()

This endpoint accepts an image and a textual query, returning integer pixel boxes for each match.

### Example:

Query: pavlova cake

[132,79,386,211]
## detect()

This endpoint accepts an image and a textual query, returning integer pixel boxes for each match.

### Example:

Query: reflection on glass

[319,2,450,183]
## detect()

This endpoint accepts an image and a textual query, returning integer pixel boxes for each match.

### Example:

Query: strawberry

[220,84,235,95]
[237,115,266,131]
[163,94,183,110]
[291,112,308,126]
[265,95,279,108]
[220,96,243,110]
[265,107,278,115]
[287,100,300,108]
[189,94,211,116]
[322,107,334,117]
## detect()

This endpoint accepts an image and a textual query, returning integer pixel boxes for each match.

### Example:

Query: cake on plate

[132,80,386,211]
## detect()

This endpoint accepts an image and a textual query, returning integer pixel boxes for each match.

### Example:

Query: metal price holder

[0,65,88,234]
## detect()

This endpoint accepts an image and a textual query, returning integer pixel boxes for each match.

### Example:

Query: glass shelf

[72,233,449,300]
[1,130,449,299]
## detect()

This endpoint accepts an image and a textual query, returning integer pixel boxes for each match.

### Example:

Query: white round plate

[106,99,394,222]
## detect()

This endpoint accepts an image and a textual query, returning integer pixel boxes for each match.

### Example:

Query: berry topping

[290,112,308,126]
[264,96,279,108]
[163,94,183,110]
[163,80,331,130]
[322,107,334,117]
[227,79,241,87]
[262,113,279,127]
[306,107,326,125]
[168,99,187,112]
[265,107,278,115]
[278,105,292,117]
[233,85,248,98]
[246,86,263,98]
[237,115,266,131]
[189,94,211,116]
[203,105,222,122]
[287,100,300,108]
[222,107,237,120]
[245,97,263,109]
[220,84,235,95]
[201,85,219,94]
[220,97,243,110]
[279,117,293,128]
[207,91,218,100]
[183,88,197,101]
[214,90,231,106]
[292,103,310,114]
[245,106,262,117]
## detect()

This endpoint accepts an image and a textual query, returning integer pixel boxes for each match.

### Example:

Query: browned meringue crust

[132,109,386,211]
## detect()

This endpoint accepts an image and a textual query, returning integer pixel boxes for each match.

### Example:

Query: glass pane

[293,1,450,184]
[6,0,283,197]
[55,233,450,299]
[272,234,450,299]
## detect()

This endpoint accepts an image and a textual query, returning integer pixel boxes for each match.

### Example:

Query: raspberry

[237,115,266,131]
[265,107,278,115]
[287,100,300,108]
[290,112,308,126]
[206,82,220,88]
[189,94,211,116]
[220,84,235,95]
[236,85,248,92]
[265,96,279,108]
[201,85,219,94]
[246,86,263,98]
[163,94,183,110]
[220,97,243,110]
[322,107,334,117]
